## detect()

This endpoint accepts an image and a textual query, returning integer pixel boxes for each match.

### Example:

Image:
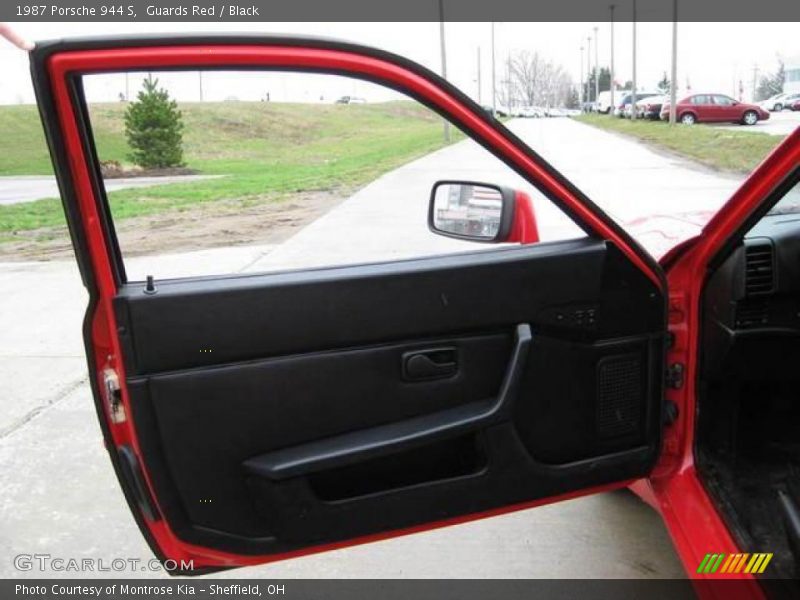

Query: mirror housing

[428,180,539,244]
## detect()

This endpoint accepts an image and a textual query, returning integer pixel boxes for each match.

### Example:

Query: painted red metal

[48,42,660,569]
[641,128,800,596]
[507,191,540,244]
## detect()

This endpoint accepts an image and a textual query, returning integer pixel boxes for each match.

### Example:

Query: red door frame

[630,128,800,598]
[45,41,665,571]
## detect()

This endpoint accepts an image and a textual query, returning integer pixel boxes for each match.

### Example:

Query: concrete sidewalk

[0,116,747,579]
[0,174,220,206]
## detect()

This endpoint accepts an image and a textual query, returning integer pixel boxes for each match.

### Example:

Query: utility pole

[477,46,482,104]
[752,64,759,102]
[594,25,599,108]
[669,0,678,124]
[439,0,450,141]
[609,4,616,114]
[491,22,497,115]
[587,34,592,104]
[631,0,637,120]
[198,71,204,102]
[580,45,585,109]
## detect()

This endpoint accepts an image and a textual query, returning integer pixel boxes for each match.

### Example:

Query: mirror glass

[431,183,504,240]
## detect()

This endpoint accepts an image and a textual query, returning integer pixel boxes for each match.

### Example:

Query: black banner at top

[4,0,800,22]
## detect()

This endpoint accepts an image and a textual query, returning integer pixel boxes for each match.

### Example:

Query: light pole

[594,26,599,108]
[669,0,678,125]
[631,0,637,120]
[491,22,497,115]
[580,45,585,109]
[476,46,482,104]
[438,0,450,142]
[610,4,616,114]
[587,34,592,104]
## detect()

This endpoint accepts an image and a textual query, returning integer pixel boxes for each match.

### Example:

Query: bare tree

[505,50,574,108]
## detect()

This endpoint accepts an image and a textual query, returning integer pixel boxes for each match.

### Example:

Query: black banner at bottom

[6,579,800,600]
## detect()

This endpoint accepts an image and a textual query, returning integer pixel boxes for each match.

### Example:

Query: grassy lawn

[575,113,782,173]
[0,101,458,239]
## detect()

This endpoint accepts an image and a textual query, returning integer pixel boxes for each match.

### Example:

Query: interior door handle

[243,324,532,481]
[402,347,457,381]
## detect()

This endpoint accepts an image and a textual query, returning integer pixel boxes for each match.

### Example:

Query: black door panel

[113,240,607,375]
[113,239,664,555]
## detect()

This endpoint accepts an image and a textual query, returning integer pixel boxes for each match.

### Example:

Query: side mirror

[428,181,539,244]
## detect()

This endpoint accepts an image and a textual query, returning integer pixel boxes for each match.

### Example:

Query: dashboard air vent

[744,242,774,295]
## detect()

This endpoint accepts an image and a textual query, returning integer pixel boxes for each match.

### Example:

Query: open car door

[31,35,667,573]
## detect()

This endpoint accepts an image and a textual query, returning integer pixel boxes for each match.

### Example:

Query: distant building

[786,58,800,94]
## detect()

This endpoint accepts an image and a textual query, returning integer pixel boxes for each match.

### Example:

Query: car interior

[697,175,800,585]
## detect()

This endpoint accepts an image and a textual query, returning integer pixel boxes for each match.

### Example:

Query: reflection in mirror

[432,183,504,240]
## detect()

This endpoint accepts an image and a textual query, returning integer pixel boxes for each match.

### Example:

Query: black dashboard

[703,213,800,380]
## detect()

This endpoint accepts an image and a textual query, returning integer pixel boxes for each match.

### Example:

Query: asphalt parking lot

[719,109,800,136]
[0,116,749,579]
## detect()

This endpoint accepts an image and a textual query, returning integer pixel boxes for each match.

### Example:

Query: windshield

[767,180,800,215]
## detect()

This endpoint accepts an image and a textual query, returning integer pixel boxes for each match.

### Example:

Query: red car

[31,35,800,594]
[660,93,770,125]
[792,99,800,112]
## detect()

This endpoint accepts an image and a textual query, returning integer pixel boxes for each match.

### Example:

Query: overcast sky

[1,21,798,104]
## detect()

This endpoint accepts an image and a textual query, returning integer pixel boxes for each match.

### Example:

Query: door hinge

[665,362,685,389]
[102,367,126,424]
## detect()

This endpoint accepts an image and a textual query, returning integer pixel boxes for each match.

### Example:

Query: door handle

[402,347,457,381]
[243,324,532,480]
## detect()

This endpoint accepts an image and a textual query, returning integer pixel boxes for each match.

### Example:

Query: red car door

[31,35,669,574]
[711,95,740,123]
[689,95,716,122]
[650,128,800,597]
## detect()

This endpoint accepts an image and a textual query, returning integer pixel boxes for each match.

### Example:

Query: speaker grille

[597,354,642,439]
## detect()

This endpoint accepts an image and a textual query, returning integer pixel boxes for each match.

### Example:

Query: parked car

[792,98,800,111]
[595,91,613,114]
[634,94,669,120]
[335,96,366,104]
[614,91,661,117]
[29,33,800,588]
[660,93,770,125]
[518,106,544,118]
[759,92,800,112]
[480,105,508,117]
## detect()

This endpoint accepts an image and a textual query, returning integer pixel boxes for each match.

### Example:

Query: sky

[1,21,798,105]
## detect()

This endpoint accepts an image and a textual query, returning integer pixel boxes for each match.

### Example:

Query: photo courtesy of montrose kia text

[1,1,800,599]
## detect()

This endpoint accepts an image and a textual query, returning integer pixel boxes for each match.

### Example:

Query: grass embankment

[575,113,782,174]
[0,101,457,242]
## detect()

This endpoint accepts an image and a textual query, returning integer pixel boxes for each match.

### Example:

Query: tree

[755,60,785,101]
[657,71,671,94]
[585,67,611,102]
[505,50,574,108]
[124,76,185,169]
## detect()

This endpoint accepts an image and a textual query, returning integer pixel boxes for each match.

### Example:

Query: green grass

[575,113,783,173]
[0,101,458,235]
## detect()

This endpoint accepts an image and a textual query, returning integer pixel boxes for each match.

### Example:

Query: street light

[587,34,592,104]
[580,45,585,109]
[491,22,497,116]
[669,0,678,125]
[438,0,450,142]
[610,4,616,114]
[631,0,637,120]
[594,26,599,108]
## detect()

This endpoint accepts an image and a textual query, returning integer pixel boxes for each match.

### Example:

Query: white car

[518,106,544,118]
[596,91,613,114]
[615,91,661,117]
[759,93,800,112]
